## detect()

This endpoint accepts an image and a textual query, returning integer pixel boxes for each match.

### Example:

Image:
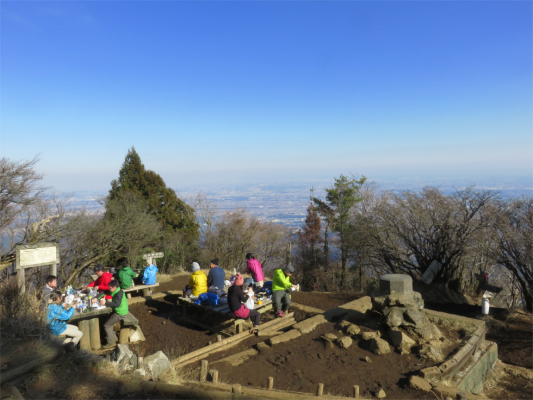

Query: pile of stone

[371,274,446,361]
[108,345,171,380]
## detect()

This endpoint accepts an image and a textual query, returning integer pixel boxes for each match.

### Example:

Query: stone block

[419,366,442,380]
[409,376,432,392]
[140,351,171,380]
[269,329,301,345]
[379,274,413,295]
[293,314,327,334]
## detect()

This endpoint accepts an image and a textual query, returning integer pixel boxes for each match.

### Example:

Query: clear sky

[1,1,531,191]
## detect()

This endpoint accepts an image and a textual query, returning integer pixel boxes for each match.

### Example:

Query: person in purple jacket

[245,253,264,288]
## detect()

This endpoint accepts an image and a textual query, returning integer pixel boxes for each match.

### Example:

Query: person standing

[46,292,84,346]
[245,253,265,288]
[207,258,225,289]
[93,279,129,349]
[272,263,297,318]
[85,264,113,300]
[228,274,261,333]
[142,259,158,285]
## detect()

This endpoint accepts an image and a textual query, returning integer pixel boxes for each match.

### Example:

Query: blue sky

[1,1,531,191]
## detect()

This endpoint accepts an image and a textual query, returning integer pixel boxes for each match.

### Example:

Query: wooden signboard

[16,242,60,293]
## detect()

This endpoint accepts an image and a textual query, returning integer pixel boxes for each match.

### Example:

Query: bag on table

[195,292,219,306]
[244,296,255,310]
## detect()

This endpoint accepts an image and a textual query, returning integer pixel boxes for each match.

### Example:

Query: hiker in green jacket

[93,279,129,348]
[272,263,297,318]
[118,258,137,289]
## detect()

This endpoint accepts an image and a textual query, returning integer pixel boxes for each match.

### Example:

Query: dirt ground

[202,320,461,399]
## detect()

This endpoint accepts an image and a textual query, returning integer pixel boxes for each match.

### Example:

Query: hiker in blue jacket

[142,260,158,285]
[46,292,83,346]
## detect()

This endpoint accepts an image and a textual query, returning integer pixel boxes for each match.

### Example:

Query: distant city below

[69,176,532,228]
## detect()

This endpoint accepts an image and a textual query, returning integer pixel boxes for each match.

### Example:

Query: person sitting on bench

[46,292,83,347]
[183,262,207,297]
[118,258,137,289]
[92,279,129,349]
[142,259,158,285]
[272,262,297,318]
[40,275,57,311]
[228,274,261,333]
[85,264,113,300]
[207,258,225,289]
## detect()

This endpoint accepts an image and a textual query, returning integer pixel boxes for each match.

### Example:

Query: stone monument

[372,274,443,344]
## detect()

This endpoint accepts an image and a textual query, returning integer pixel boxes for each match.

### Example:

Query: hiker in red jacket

[85,264,113,300]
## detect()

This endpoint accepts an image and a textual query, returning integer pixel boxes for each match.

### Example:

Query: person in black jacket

[227,273,260,333]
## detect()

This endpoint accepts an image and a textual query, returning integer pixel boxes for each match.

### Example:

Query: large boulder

[370,337,391,355]
[140,351,171,380]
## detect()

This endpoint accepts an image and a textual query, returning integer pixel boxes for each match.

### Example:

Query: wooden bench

[123,283,159,298]
[114,312,142,344]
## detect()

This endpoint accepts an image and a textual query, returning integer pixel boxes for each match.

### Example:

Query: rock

[133,368,150,381]
[400,348,410,355]
[412,317,443,341]
[426,347,445,362]
[404,309,424,326]
[376,388,387,398]
[367,320,380,329]
[388,328,416,348]
[114,344,134,372]
[370,338,391,355]
[416,345,445,362]
[360,331,380,340]
[129,354,138,368]
[409,376,432,392]
[140,351,171,380]
[337,336,353,349]
[323,333,338,340]
[386,308,404,327]
[365,356,372,363]
[346,324,361,336]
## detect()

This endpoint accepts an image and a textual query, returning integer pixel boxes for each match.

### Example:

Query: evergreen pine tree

[109,147,199,239]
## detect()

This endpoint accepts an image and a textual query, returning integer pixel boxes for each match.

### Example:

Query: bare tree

[0,157,47,236]
[491,197,533,311]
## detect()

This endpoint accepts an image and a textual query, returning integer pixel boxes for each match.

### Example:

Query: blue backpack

[195,292,219,306]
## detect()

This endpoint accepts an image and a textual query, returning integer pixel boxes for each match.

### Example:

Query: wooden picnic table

[69,307,140,351]
[177,295,273,334]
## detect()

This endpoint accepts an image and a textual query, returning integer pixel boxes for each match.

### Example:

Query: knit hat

[191,262,200,272]
[245,253,253,260]
[210,258,219,266]
[284,262,295,273]
[234,273,244,286]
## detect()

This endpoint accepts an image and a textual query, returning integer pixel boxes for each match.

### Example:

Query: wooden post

[353,385,359,399]
[232,384,241,394]
[181,301,187,317]
[89,317,101,350]
[142,288,150,297]
[199,360,208,382]
[217,335,222,342]
[78,320,91,350]
[210,369,218,384]
[126,293,132,299]
[317,383,324,397]
[49,263,57,276]
[236,321,242,334]
[207,341,212,346]
[17,268,25,294]
[456,394,467,400]
[268,377,274,390]
[119,327,130,344]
